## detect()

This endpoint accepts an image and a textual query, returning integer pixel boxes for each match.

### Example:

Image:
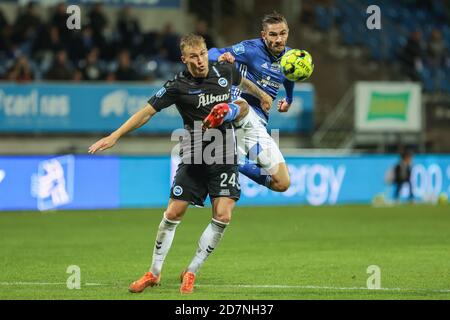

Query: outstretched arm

[208,47,228,61]
[238,77,273,112]
[88,103,157,153]
[278,79,294,112]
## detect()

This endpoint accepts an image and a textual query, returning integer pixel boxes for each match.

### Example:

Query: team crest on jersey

[218,77,228,87]
[232,43,245,55]
[173,185,183,196]
[156,87,166,98]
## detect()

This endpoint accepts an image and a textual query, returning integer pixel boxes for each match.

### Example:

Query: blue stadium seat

[315,6,333,31]
[340,23,355,46]
[420,67,434,92]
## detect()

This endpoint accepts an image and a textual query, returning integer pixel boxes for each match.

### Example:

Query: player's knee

[213,210,232,224]
[271,177,290,192]
[165,208,185,221]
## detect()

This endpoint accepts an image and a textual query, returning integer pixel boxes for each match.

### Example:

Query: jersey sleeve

[147,80,178,112]
[208,41,253,64]
[283,78,295,104]
[231,62,242,86]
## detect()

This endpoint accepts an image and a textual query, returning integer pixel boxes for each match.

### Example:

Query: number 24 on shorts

[220,173,240,190]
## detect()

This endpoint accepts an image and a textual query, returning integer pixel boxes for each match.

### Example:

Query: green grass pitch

[1,205,449,300]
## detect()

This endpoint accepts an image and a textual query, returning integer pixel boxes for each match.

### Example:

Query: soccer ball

[280,49,314,81]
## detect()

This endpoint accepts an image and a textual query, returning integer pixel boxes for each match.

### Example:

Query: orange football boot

[202,103,230,129]
[179,270,196,294]
[128,272,160,293]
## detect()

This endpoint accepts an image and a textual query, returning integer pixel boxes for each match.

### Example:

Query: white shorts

[233,104,285,174]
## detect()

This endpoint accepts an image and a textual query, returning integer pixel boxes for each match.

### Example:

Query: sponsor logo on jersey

[196,93,230,108]
[156,87,166,98]
[257,76,282,89]
[219,189,230,196]
[218,77,228,87]
[261,62,269,69]
[188,89,203,94]
[232,43,245,55]
[173,185,183,196]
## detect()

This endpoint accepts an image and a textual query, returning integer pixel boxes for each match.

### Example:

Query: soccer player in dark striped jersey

[88,34,272,294]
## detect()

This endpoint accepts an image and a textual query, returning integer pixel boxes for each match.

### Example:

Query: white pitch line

[0,282,66,286]
[0,282,449,293]
[0,282,107,286]
[197,284,450,293]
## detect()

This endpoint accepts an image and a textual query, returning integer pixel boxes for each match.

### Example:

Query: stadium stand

[0,0,449,152]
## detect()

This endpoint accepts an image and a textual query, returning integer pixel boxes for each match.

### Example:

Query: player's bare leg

[181,197,235,294]
[267,162,290,192]
[129,199,189,293]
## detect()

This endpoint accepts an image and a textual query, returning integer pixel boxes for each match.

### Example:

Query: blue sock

[239,162,272,188]
[223,103,240,122]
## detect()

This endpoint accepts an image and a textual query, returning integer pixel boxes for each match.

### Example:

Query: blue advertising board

[0,154,449,211]
[0,155,120,211]
[0,83,314,134]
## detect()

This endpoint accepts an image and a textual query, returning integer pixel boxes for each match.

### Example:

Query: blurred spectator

[0,25,15,59]
[79,48,104,81]
[194,20,216,49]
[73,69,83,82]
[88,3,109,57]
[89,3,108,40]
[400,31,425,81]
[160,23,181,63]
[13,2,42,44]
[153,47,175,79]
[427,29,446,68]
[6,55,34,82]
[50,3,71,43]
[70,25,96,62]
[109,50,140,81]
[117,6,142,51]
[141,31,160,56]
[392,151,414,203]
[0,7,8,30]
[32,26,64,60]
[427,29,447,90]
[44,50,73,80]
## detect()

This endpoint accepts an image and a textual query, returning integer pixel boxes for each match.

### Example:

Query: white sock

[187,218,228,274]
[149,213,180,276]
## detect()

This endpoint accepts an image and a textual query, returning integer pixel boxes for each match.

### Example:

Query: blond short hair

[180,33,206,55]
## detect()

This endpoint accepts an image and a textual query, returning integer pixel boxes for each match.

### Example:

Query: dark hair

[261,11,288,30]
[401,150,412,160]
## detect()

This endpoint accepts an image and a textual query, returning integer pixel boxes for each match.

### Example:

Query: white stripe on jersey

[212,66,221,77]
[234,64,248,98]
